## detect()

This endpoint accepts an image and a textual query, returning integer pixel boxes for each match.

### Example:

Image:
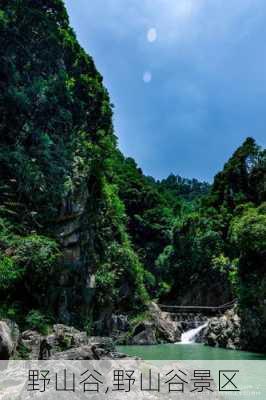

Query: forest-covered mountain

[0,0,265,351]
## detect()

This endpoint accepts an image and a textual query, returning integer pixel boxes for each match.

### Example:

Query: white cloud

[143,71,152,83]
[147,27,157,42]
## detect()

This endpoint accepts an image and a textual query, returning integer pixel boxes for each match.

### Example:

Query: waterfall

[180,322,208,344]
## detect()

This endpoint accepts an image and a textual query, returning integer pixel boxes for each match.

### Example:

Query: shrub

[25,310,50,335]
[95,242,149,311]
[0,217,61,306]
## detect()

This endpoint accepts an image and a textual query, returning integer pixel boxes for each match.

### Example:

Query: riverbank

[0,320,132,360]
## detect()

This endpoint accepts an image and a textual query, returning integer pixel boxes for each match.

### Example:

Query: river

[117,343,266,360]
[117,322,266,399]
[118,321,266,360]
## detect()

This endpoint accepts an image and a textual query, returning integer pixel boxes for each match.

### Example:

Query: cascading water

[180,322,208,344]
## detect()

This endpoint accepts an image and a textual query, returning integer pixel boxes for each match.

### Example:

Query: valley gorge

[0,0,265,359]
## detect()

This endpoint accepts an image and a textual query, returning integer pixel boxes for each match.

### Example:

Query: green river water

[117,343,266,360]
[117,344,266,398]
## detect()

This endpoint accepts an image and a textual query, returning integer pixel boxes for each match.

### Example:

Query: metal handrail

[158,299,237,312]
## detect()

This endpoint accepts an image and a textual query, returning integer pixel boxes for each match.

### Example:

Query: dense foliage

[0,0,148,325]
[157,138,266,350]
[0,0,114,226]
[111,151,209,297]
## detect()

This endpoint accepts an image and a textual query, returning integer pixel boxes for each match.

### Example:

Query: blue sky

[64,0,266,182]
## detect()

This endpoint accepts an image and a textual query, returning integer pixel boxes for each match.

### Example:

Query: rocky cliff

[0,0,148,329]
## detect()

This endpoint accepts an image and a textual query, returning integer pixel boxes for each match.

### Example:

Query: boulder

[205,307,241,350]
[205,332,219,347]
[21,330,42,359]
[131,322,157,345]
[87,336,115,352]
[156,317,181,343]
[51,345,96,360]
[150,302,182,343]
[51,324,88,348]
[130,302,183,345]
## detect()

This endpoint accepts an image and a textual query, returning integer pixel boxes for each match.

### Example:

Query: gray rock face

[0,320,20,359]
[205,307,241,350]
[239,308,266,352]
[54,191,98,325]
[175,273,232,310]
[0,321,14,359]
[94,312,129,339]
[149,302,183,343]
[110,314,129,333]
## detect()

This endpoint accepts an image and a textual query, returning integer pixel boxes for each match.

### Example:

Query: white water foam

[180,322,208,344]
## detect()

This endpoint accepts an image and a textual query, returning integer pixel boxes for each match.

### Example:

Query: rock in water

[130,302,183,345]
